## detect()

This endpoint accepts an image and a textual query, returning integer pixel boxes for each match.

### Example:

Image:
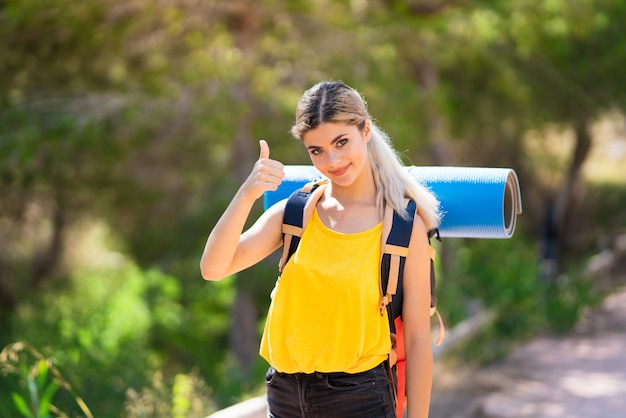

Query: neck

[327,166,377,207]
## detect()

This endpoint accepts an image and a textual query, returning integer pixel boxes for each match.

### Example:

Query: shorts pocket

[325,373,376,391]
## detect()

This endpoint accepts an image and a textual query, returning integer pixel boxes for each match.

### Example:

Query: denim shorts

[265,362,396,418]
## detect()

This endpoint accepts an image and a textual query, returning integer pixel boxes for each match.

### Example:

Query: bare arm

[200,140,286,281]
[402,214,433,418]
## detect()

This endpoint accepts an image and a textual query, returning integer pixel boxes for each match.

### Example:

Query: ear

[363,120,372,143]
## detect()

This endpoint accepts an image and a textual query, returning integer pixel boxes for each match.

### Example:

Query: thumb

[259,139,270,159]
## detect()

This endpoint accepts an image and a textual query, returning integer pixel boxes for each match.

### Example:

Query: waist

[272,361,388,381]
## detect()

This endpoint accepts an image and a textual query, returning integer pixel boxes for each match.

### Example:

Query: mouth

[329,164,350,177]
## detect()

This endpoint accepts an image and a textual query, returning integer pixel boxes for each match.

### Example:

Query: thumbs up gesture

[259,139,271,160]
[243,140,285,200]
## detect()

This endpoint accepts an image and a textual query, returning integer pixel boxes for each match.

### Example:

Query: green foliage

[1,0,626,415]
[544,273,600,334]
[450,237,545,337]
[123,369,217,418]
[585,181,626,232]
[438,236,605,363]
[1,249,242,416]
[0,342,93,418]
[7,356,61,418]
[4,263,161,415]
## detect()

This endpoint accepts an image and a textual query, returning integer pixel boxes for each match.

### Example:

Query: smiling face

[302,121,372,187]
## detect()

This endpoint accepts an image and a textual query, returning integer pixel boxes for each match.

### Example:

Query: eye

[309,148,323,156]
[337,138,348,147]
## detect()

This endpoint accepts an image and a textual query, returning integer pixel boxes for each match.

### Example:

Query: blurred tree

[220,0,263,377]
[2,0,626,413]
[433,0,626,272]
[506,0,626,272]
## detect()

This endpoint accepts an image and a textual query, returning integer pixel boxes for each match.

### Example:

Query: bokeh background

[1,0,625,417]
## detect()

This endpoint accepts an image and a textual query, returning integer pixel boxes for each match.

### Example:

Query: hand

[242,140,285,200]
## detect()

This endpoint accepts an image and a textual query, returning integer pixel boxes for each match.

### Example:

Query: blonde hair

[291,81,440,230]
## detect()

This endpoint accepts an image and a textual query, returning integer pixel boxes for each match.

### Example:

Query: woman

[201,81,440,418]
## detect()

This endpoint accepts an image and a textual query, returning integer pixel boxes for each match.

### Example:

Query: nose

[327,149,341,165]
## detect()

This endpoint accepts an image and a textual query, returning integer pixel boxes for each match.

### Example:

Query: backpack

[278,180,444,418]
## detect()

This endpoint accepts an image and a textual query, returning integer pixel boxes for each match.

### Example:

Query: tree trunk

[229,88,261,377]
[0,257,16,314]
[409,57,453,166]
[229,286,259,375]
[31,199,65,288]
[226,0,261,378]
[551,118,593,270]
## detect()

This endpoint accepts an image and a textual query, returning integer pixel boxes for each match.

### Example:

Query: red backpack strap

[394,317,406,418]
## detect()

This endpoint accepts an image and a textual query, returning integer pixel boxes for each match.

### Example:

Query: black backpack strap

[381,201,444,344]
[279,181,327,273]
[380,199,416,330]
[427,228,441,311]
[427,227,445,345]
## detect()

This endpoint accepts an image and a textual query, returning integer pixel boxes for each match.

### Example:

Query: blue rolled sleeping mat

[263,165,523,238]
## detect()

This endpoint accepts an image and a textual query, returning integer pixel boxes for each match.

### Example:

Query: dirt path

[429,287,626,418]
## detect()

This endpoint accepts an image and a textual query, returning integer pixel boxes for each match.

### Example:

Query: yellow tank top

[260,208,391,374]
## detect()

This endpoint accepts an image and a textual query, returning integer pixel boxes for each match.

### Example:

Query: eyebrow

[306,133,348,150]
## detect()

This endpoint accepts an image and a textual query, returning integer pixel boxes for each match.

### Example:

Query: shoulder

[411,210,428,234]
[258,198,288,231]
[407,203,429,251]
[265,197,288,218]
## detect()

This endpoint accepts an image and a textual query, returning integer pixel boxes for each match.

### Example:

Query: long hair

[291,81,440,230]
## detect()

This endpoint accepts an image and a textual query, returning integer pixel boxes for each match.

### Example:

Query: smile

[330,164,350,177]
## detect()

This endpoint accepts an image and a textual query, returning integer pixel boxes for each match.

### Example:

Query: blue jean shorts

[265,362,396,418]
